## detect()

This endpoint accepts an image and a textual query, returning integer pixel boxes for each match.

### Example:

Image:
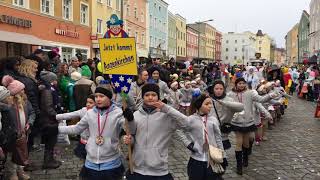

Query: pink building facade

[187,26,199,61]
[215,31,222,61]
[124,0,148,58]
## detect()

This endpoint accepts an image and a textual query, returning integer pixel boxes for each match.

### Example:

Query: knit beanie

[148,66,161,75]
[235,77,246,86]
[95,87,113,100]
[71,71,82,81]
[192,93,210,110]
[81,65,92,79]
[1,75,25,95]
[141,83,160,99]
[0,86,11,101]
[40,71,58,83]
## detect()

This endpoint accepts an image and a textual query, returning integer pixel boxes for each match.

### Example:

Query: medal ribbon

[98,108,110,137]
[202,115,209,144]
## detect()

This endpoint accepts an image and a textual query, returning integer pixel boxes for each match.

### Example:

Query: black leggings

[126,171,174,180]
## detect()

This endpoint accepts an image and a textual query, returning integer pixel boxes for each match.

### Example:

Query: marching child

[179,81,193,115]
[168,81,182,110]
[227,78,276,175]
[51,87,133,180]
[124,83,188,180]
[177,92,225,180]
[56,94,95,159]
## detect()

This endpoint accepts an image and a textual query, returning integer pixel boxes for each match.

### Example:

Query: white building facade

[221,32,256,65]
[309,0,320,56]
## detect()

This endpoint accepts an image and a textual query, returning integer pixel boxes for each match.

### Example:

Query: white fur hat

[71,71,82,81]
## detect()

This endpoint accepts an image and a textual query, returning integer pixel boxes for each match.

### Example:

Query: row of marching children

[47,64,290,180]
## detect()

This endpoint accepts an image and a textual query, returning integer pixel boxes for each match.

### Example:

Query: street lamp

[196,19,213,63]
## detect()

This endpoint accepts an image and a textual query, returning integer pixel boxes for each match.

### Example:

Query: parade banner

[99,37,138,75]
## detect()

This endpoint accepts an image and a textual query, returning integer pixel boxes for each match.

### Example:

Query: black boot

[43,150,61,169]
[243,148,249,167]
[235,151,243,175]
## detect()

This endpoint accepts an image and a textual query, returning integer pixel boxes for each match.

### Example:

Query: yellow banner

[99,38,138,75]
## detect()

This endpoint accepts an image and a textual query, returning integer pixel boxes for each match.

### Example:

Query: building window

[154,3,156,9]
[226,48,228,52]
[259,47,262,51]
[226,56,228,60]
[80,3,89,25]
[235,48,237,52]
[242,39,245,43]
[97,0,102,3]
[13,0,27,7]
[134,7,137,18]
[259,40,262,44]
[127,5,130,16]
[242,47,244,52]
[154,17,157,29]
[226,40,229,44]
[63,0,72,20]
[97,19,102,34]
[159,6,161,12]
[234,56,237,60]
[235,40,238,43]
[183,33,185,41]
[242,56,245,60]
[41,0,53,15]
[141,12,144,22]
[107,0,111,7]
[183,48,185,55]
[116,0,120,10]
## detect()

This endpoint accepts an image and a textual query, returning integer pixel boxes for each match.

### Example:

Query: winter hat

[70,56,78,62]
[191,81,196,85]
[142,83,160,98]
[47,51,58,59]
[235,77,246,86]
[1,75,25,95]
[81,65,92,79]
[170,81,178,89]
[95,76,105,85]
[148,66,161,75]
[40,71,58,83]
[0,86,11,101]
[192,93,210,110]
[95,87,113,100]
[71,71,82,81]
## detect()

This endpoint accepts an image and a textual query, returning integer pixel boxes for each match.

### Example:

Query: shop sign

[55,28,79,38]
[0,14,32,28]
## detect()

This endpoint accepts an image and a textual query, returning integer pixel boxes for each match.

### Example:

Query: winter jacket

[39,85,60,126]
[74,78,96,110]
[227,90,273,128]
[0,102,16,147]
[158,80,171,101]
[167,89,182,109]
[210,97,244,141]
[176,114,224,162]
[56,107,90,142]
[8,101,35,133]
[58,105,126,164]
[179,88,193,105]
[16,74,40,115]
[130,104,187,176]
[127,81,144,111]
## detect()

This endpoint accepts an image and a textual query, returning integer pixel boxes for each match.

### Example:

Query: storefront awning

[0,30,51,46]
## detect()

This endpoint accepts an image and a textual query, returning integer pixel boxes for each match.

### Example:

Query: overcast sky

[167,0,311,48]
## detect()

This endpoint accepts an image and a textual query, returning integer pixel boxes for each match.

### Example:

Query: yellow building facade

[205,24,215,60]
[255,30,272,60]
[175,14,186,60]
[91,0,121,57]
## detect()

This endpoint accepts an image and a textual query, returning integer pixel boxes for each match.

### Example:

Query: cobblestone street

[28,96,320,180]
